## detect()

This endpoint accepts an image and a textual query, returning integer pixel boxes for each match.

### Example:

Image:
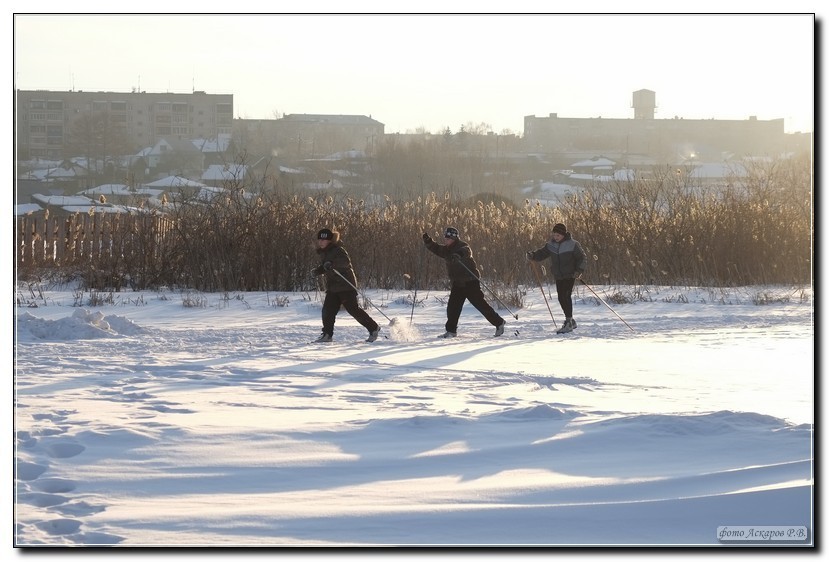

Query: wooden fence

[17,213,174,268]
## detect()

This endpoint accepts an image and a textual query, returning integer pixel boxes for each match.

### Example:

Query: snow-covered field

[13,283,813,548]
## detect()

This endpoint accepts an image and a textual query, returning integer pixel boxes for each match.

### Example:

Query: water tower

[632,89,656,119]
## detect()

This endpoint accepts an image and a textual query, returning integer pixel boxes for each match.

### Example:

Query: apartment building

[15,89,233,160]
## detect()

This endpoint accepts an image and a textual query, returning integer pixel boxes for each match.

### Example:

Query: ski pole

[528,260,557,329]
[578,278,635,332]
[454,257,519,320]
[409,273,417,323]
[410,243,426,323]
[330,267,396,324]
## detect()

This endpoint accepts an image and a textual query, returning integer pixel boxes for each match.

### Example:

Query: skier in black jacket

[422,226,505,338]
[526,223,586,334]
[312,228,380,343]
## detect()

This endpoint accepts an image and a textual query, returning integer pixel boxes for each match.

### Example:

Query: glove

[525,251,533,261]
[323,261,333,271]
[422,232,432,244]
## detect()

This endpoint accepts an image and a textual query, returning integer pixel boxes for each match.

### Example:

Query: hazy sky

[13,13,815,135]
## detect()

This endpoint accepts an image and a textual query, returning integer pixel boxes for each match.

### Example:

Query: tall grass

[558,155,812,286]
[22,155,811,292]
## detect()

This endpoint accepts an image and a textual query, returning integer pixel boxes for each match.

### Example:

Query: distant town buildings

[233,114,384,159]
[15,87,811,210]
[523,89,806,168]
[16,87,807,166]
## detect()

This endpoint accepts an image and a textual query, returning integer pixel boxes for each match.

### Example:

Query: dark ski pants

[321,290,379,336]
[445,280,504,333]
[555,278,576,318]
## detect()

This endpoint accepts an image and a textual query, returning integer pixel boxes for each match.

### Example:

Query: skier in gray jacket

[526,223,586,334]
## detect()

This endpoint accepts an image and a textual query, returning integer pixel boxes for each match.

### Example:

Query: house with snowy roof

[571,156,617,174]
[28,194,122,216]
[146,138,204,175]
[78,183,165,207]
[201,164,248,187]
[191,134,232,166]
[14,203,44,217]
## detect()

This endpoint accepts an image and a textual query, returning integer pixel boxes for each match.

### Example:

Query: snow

[521,181,579,205]
[30,194,93,207]
[58,206,129,215]
[78,184,131,197]
[201,164,248,182]
[22,167,78,181]
[142,176,206,188]
[689,162,748,179]
[278,165,303,174]
[191,135,231,154]
[13,283,813,549]
[14,204,43,216]
[572,157,616,168]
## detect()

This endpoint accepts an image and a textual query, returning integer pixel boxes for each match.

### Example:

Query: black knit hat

[444,226,460,239]
[553,223,567,235]
[317,228,333,240]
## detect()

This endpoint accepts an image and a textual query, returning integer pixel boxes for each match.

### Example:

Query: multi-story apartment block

[15,89,233,160]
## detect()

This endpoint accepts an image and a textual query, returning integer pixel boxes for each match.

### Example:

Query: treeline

[18,155,812,292]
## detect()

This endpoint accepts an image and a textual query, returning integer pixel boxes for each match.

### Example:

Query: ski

[308,334,389,344]
[433,331,520,339]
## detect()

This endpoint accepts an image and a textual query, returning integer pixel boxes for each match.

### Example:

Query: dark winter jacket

[424,237,481,287]
[528,232,587,280]
[314,232,359,293]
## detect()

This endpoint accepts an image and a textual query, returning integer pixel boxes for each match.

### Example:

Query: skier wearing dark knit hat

[422,226,506,338]
[311,228,380,343]
[526,223,587,334]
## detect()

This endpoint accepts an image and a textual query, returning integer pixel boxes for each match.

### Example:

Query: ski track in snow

[14,288,813,545]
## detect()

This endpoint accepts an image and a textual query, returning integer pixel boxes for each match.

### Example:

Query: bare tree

[64,110,133,184]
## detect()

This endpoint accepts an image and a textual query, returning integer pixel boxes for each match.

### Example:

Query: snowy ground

[13,282,814,548]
